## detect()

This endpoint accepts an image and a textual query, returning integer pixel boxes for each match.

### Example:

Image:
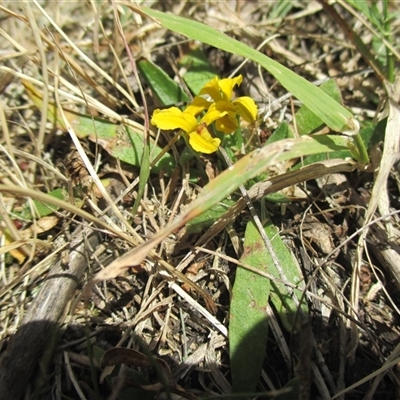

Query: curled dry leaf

[2,216,58,263]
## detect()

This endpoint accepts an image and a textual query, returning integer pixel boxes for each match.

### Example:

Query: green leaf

[360,118,386,149]
[262,220,308,332]
[273,377,300,400]
[296,79,343,135]
[179,47,219,94]
[190,134,351,218]
[34,188,68,217]
[346,0,383,32]
[230,221,270,393]
[142,7,357,134]
[106,125,175,174]
[138,59,189,106]
[264,192,291,203]
[20,188,70,219]
[186,199,236,233]
[299,120,385,168]
[267,122,291,144]
[131,130,151,215]
[300,150,352,168]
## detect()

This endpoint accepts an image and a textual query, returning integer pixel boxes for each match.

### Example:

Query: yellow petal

[233,96,258,122]
[184,96,211,116]
[218,75,242,102]
[201,107,228,126]
[188,126,221,154]
[215,114,238,134]
[151,107,197,133]
[206,101,237,133]
[199,76,223,102]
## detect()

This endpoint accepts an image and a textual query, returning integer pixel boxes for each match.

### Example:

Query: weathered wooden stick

[0,226,100,400]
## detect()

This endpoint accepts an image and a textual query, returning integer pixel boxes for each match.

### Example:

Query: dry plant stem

[331,358,400,400]
[363,343,400,400]
[350,78,400,361]
[317,0,386,83]
[22,1,48,159]
[51,69,142,243]
[111,0,149,129]
[64,351,87,400]
[31,0,139,109]
[0,225,100,400]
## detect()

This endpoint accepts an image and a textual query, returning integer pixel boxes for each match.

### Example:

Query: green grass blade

[142,7,357,134]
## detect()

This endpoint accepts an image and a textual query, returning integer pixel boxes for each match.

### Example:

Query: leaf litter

[0,1,400,399]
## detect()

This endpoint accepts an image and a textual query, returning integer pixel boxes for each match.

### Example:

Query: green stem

[353,133,369,165]
[383,0,395,82]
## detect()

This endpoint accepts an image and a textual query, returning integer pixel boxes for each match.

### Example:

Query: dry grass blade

[349,77,400,361]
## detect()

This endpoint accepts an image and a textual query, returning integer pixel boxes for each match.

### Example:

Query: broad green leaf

[267,122,291,144]
[20,188,70,219]
[263,220,308,332]
[142,7,357,134]
[179,47,219,94]
[230,221,270,393]
[360,119,386,149]
[296,79,343,135]
[110,125,175,174]
[22,80,175,174]
[138,59,189,105]
[299,151,352,168]
[33,188,68,217]
[184,135,351,220]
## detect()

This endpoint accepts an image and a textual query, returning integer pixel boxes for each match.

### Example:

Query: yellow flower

[185,75,258,134]
[151,107,221,154]
[151,75,258,153]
